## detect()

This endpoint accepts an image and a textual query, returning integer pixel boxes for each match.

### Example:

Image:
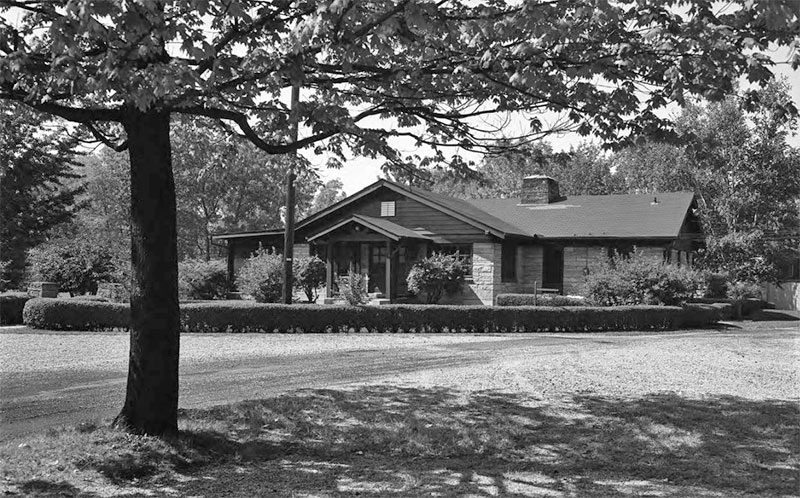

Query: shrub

[72,295,109,302]
[0,292,31,325]
[23,298,129,330]
[237,249,284,303]
[293,256,326,302]
[583,250,702,306]
[726,281,762,301]
[497,294,586,307]
[21,298,725,332]
[27,239,119,296]
[337,270,368,305]
[406,252,466,304]
[179,259,230,300]
[701,272,730,299]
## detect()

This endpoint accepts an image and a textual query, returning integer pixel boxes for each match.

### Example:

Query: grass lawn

[2,386,798,497]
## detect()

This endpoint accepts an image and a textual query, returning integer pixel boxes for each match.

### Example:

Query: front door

[368,243,388,295]
[542,246,564,292]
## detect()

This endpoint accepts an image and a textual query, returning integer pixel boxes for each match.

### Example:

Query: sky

[315,60,800,196]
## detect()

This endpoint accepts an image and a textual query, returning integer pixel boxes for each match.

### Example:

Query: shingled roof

[213,178,697,242]
[465,191,696,239]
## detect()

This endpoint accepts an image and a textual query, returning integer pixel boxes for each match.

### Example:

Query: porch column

[386,239,393,300]
[226,240,236,284]
[325,243,333,298]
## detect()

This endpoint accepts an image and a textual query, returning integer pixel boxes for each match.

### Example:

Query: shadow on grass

[747,309,800,322]
[74,387,797,497]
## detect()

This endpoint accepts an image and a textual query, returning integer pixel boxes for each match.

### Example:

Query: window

[501,242,517,282]
[432,243,472,276]
[380,201,396,217]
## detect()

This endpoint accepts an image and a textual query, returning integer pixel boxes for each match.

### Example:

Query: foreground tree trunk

[113,109,180,436]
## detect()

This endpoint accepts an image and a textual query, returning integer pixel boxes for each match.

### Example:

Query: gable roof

[465,191,696,239]
[297,179,528,239]
[307,214,433,242]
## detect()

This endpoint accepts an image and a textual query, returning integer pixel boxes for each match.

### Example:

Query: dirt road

[1,317,797,442]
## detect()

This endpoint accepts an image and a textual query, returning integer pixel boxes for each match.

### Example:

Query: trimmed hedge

[22,298,726,333]
[23,298,129,330]
[1,292,31,325]
[497,294,586,307]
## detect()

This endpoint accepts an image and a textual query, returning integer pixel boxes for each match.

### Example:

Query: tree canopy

[2,1,797,158]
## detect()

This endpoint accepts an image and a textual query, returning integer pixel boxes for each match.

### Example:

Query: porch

[308,214,433,301]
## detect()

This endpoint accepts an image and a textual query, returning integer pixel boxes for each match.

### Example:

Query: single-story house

[213,175,703,305]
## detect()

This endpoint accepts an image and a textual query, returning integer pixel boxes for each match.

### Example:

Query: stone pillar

[28,282,59,298]
[470,242,501,305]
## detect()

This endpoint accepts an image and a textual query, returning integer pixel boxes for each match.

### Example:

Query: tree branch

[84,122,129,152]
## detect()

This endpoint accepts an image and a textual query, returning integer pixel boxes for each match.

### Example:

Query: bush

[497,294,586,307]
[0,292,31,325]
[179,259,230,300]
[21,298,724,332]
[726,281,762,301]
[27,239,119,296]
[583,251,702,306]
[293,256,326,302]
[23,298,129,330]
[237,249,284,303]
[406,252,466,304]
[337,270,368,305]
[701,272,730,298]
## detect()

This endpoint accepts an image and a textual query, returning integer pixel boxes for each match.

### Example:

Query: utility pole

[282,62,301,304]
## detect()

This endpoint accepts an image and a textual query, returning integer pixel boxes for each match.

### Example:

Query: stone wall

[439,242,500,305]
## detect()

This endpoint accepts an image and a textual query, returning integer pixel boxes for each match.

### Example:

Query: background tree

[309,179,347,214]
[2,0,796,435]
[170,118,318,260]
[0,101,85,289]
[612,81,800,283]
[430,142,621,198]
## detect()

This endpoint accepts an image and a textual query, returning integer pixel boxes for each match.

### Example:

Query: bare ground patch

[2,387,798,497]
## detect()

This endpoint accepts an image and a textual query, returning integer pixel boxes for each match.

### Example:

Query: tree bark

[113,109,180,436]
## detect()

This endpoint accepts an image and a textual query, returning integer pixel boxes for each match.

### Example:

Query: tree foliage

[27,238,120,296]
[0,101,84,288]
[170,118,319,260]
[310,178,347,214]
[2,0,797,435]
[431,142,622,198]
[614,81,800,282]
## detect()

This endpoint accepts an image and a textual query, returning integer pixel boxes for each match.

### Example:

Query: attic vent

[380,201,396,217]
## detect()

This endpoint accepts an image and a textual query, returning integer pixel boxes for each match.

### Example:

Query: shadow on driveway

[22,386,795,497]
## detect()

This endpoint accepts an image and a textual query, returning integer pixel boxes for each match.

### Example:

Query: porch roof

[307,214,433,242]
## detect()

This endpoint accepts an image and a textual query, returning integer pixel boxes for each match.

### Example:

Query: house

[212,176,703,304]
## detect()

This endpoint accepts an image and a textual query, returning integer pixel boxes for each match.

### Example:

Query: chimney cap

[523,174,557,181]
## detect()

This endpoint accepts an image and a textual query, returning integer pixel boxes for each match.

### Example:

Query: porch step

[367,292,385,299]
[370,298,391,306]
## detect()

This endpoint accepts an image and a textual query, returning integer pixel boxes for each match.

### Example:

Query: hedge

[497,294,586,307]
[22,298,727,333]
[23,298,129,330]
[1,292,31,325]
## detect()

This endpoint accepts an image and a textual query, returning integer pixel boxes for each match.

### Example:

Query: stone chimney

[520,175,560,204]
